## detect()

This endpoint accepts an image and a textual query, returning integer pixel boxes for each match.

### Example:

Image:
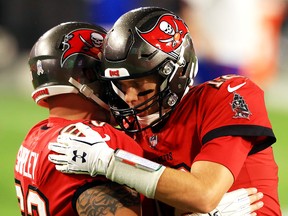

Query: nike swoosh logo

[227,82,246,92]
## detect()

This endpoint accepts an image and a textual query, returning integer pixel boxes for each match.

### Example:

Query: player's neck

[47,94,109,122]
[49,107,93,120]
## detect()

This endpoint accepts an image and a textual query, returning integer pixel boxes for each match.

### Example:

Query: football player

[14,21,143,216]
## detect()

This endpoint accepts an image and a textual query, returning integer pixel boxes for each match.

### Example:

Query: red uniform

[137,75,280,215]
[14,117,143,216]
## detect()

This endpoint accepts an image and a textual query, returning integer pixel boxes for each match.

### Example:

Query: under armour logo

[72,150,87,163]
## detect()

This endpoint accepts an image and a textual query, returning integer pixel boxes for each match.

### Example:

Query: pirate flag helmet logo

[28,22,107,108]
[137,14,189,54]
[61,29,105,67]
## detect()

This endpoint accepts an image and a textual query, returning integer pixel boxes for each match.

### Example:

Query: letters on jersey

[15,145,39,180]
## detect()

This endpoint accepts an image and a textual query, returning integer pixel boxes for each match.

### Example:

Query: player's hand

[177,188,263,216]
[48,122,114,177]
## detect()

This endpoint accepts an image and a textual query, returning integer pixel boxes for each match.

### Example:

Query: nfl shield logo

[149,135,158,148]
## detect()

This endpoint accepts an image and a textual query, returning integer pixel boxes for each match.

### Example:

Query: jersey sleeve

[199,75,276,155]
[193,135,253,179]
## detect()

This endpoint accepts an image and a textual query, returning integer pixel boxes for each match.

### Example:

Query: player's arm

[154,161,232,212]
[76,182,141,216]
[48,123,263,214]
[154,131,237,211]
[156,161,263,215]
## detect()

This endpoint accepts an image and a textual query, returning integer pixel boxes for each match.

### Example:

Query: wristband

[106,149,166,198]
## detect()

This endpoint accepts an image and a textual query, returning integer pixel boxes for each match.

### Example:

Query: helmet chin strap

[69,77,110,111]
[137,108,170,128]
[137,113,160,128]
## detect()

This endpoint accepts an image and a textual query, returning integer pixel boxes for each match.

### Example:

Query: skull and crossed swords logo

[60,29,105,67]
[137,14,188,54]
[159,20,183,47]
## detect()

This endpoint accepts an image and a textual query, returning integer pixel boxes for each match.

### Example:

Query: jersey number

[15,179,49,216]
[208,74,243,88]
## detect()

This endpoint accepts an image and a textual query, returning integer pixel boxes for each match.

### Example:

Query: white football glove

[48,122,165,198]
[183,188,250,216]
[48,122,114,176]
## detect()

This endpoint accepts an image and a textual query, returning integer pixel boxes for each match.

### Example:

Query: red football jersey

[14,117,143,216]
[137,75,281,215]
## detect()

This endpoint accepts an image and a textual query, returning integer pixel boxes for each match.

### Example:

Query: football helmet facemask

[29,21,108,109]
[101,7,198,132]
